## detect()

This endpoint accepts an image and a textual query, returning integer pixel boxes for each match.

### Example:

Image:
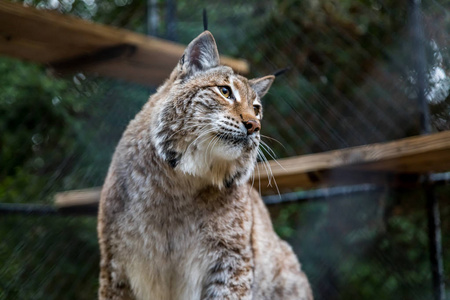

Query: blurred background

[0,0,449,299]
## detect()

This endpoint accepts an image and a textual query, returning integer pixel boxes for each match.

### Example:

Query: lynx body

[98,30,313,300]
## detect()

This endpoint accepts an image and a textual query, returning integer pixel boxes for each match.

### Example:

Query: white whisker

[257,150,272,186]
[260,134,286,150]
[166,123,208,140]
[175,116,217,122]
[250,166,255,192]
[258,149,275,187]
[184,128,216,155]
[259,140,278,158]
[258,148,281,198]
[263,148,281,198]
[204,134,220,166]
[256,159,261,195]
[259,141,286,171]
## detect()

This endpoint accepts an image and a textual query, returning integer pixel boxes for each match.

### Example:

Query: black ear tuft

[203,9,208,31]
[273,67,291,77]
[181,31,220,77]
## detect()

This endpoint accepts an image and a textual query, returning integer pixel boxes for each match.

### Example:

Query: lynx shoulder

[98,30,313,300]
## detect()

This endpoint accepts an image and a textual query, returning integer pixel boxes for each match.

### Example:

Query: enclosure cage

[1,0,450,299]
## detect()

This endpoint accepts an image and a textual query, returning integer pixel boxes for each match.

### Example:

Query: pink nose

[243,120,261,135]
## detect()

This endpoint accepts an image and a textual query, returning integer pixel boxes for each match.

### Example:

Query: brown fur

[98,30,313,300]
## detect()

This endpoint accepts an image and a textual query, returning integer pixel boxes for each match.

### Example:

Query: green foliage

[0,56,149,203]
[0,58,84,203]
[0,57,148,299]
[0,216,99,300]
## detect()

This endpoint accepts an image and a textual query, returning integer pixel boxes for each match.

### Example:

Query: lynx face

[152,31,274,188]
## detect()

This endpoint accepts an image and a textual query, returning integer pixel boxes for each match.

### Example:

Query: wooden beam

[55,131,450,207]
[54,187,101,208]
[258,130,450,193]
[0,1,249,86]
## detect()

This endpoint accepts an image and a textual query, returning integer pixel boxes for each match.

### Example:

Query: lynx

[98,30,313,300]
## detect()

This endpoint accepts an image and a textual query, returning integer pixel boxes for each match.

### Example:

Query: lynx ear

[249,75,275,98]
[180,31,220,77]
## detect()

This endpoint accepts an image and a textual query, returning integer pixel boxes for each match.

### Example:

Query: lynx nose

[243,120,260,135]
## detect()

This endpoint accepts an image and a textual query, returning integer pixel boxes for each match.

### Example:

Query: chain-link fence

[1,0,449,299]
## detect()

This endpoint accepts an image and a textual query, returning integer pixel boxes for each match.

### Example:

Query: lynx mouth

[217,132,247,144]
[216,132,260,151]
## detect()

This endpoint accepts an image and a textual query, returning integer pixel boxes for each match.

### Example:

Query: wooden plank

[265,130,450,175]
[258,130,450,193]
[54,131,450,207]
[54,187,101,208]
[0,1,249,86]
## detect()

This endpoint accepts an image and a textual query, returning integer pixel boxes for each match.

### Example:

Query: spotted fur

[98,31,313,300]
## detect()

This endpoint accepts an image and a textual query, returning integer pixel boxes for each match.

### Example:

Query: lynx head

[151,31,274,189]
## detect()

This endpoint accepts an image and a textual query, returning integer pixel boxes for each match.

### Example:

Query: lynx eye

[253,104,261,115]
[219,86,232,99]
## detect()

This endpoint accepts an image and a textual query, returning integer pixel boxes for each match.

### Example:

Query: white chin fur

[210,140,243,161]
[179,139,242,174]
[177,137,254,187]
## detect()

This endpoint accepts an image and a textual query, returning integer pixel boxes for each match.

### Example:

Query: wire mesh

[1,0,450,299]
